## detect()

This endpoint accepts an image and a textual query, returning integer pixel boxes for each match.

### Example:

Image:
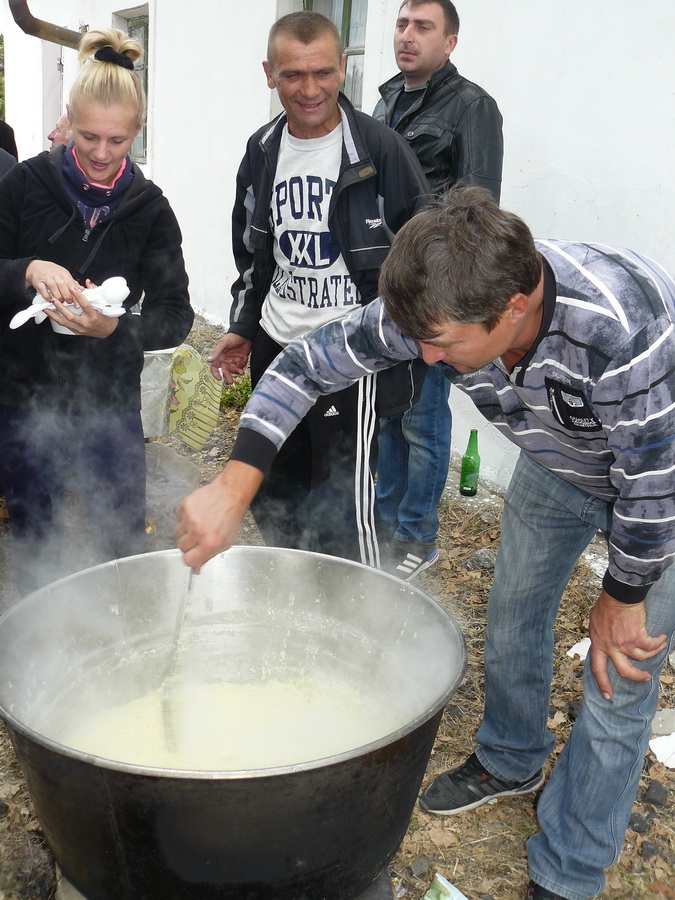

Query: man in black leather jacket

[373,0,503,581]
[373,1,503,197]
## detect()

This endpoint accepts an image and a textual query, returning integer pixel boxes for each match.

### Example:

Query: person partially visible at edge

[48,112,72,150]
[177,187,675,900]
[0,28,193,596]
[207,11,429,567]
[0,120,18,160]
[374,0,503,582]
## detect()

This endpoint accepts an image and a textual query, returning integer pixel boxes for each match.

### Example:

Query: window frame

[113,7,149,164]
[304,0,366,109]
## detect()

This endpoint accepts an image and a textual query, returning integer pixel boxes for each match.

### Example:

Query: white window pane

[344,53,363,109]
[348,0,367,46]
[331,0,345,31]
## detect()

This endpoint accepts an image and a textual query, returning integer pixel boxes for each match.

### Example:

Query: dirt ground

[0,316,673,900]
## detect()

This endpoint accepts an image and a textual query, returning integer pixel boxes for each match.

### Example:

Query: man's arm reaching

[175,299,421,569]
[232,298,420,460]
[176,461,264,572]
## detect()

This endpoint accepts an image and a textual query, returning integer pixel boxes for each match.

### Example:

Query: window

[114,8,148,163]
[305,0,367,108]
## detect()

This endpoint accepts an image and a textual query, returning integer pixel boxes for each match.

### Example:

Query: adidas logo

[396,553,424,574]
[324,405,339,417]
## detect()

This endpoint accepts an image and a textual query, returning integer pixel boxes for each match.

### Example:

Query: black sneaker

[388,540,439,581]
[525,882,566,900]
[419,752,545,815]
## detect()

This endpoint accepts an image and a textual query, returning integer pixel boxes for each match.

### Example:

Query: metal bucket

[0,547,466,900]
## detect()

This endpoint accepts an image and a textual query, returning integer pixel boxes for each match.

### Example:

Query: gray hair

[267,12,342,67]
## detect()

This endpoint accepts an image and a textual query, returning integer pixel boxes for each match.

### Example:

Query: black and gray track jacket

[228,92,430,416]
[0,147,193,414]
[374,60,503,200]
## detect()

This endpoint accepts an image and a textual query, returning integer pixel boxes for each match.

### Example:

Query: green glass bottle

[459,429,480,496]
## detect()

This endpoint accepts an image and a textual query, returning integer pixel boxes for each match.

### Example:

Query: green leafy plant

[220,374,252,412]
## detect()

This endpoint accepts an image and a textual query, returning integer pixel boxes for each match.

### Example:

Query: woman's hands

[26,260,85,304]
[45,295,120,337]
[24,265,119,338]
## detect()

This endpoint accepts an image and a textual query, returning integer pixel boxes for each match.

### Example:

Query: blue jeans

[376,365,451,545]
[475,452,675,900]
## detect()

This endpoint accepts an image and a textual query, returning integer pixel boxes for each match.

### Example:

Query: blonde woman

[0,29,193,595]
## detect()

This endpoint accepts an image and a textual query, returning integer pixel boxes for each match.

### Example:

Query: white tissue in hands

[9,277,130,334]
[81,276,130,307]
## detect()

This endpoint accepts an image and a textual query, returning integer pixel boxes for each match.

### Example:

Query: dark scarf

[62,144,135,230]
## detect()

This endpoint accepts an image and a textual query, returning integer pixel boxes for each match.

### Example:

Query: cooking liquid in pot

[60,677,400,770]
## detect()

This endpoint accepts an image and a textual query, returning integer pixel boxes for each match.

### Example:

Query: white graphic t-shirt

[260,123,360,347]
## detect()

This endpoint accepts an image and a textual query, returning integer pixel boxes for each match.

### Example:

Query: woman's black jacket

[0,147,193,414]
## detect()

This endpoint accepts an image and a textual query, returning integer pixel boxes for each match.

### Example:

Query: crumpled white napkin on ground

[566,637,591,660]
[649,732,675,768]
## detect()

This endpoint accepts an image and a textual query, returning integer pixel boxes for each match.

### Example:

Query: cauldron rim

[0,546,467,780]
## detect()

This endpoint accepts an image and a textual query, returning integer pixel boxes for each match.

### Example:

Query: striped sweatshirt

[231,241,675,603]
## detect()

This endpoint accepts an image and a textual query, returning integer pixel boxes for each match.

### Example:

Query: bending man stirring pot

[177,187,675,900]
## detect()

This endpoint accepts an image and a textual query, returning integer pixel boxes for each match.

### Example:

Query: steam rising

[0,547,466,773]
[250,430,380,566]
[4,404,148,598]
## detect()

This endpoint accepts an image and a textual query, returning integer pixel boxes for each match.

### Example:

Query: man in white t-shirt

[209,11,429,565]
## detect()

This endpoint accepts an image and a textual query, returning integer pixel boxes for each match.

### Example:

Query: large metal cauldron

[0,547,466,900]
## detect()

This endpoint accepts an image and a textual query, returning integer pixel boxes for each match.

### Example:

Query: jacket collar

[509,256,557,384]
[378,59,458,100]
[35,144,157,219]
[259,92,370,167]
[253,92,375,235]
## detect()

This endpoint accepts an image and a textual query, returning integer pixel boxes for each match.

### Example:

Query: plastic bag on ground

[424,873,469,900]
[140,349,178,438]
[145,442,199,541]
[169,346,223,450]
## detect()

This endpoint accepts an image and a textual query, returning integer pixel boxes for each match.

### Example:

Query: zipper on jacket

[82,228,91,243]
[78,221,114,275]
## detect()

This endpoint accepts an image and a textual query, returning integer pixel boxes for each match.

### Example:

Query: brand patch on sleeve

[545,377,602,431]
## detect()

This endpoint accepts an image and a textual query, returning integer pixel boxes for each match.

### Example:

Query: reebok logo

[365,218,382,230]
[324,406,339,417]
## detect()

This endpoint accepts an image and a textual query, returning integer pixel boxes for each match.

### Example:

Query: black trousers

[250,329,380,567]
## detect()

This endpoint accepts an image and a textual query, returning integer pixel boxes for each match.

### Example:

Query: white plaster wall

[2,3,51,159]
[454,1,675,278]
[146,0,280,318]
[364,0,675,487]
